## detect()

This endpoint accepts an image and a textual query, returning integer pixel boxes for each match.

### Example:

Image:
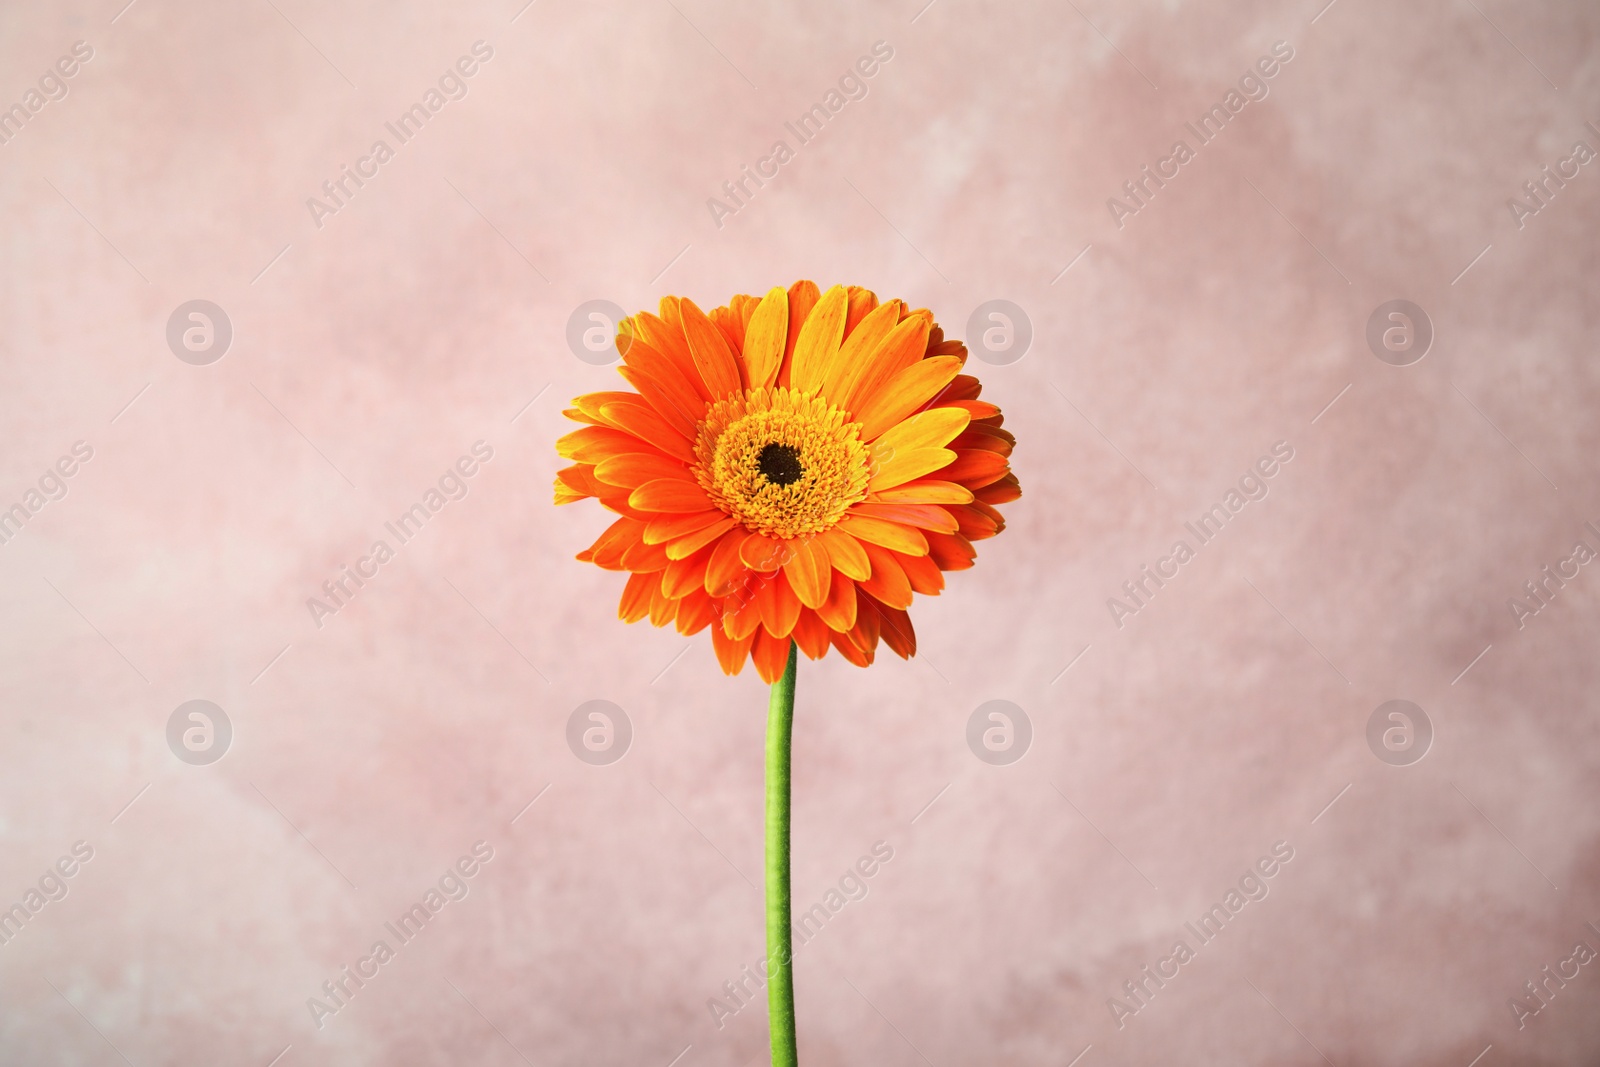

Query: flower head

[555,281,1019,683]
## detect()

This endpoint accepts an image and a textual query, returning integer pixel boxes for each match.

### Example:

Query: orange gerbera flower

[554,281,1019,683]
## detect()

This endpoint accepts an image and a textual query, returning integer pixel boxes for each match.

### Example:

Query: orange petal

[840,314,931,416]
[662,545,713,599]
[660,295,684,329]
[555,463,606,500]
[675,591,717,635]
[788,284,849,395]
[616,365,700,440]
[867,596,916,659]
[778,280,821,388]
[598,397,696,463]
[859,542,913,609]
[926,531,977,571]
[855,356,964,441]
[665,515,740,560]
[709,303,745,353]
[584,517,645,570]
[953,423,1015,453]
[561,406,605,428]
[896,550,944,595]
[791,609,832,659]
[556,425,666,464]
[680,297,744,399]
[941,374,983,402]
[733,293,761,332]
[874,406,970,454]
[602,498,654,523]
[739,532,790,574]
[971,499,1007,533]
[621,337,710,421]
[975,473,1021,505]
[618,571,658,622]
[631,311,706,401]
[836,514,929,556]
[722,591,765,640]
[711,620,755,675]
[816,528,871,580]
[952,435,1013,460]
[594,493,651,521]
[782,538,830,608]
[621,536,671,573]
[648,579,677,626]
[822,299,900,407]
[743,286,789,391]
[843,601,881,655]
[867,447,958,492]
[756,570,802,638]
[843,286,879,336]
[751,630,793,684]
[830,626,873,667]
[949,504,1000,540]
[943,398,1001,420]
[643,509,727,546]
[942,448,1010,489]
[816,568,859,631]
[847,502,960,534]
[705,527,755,597]
[593,452,692,490]
[569,391,637,426]
[630,478,715,513]
[868,479,973,505]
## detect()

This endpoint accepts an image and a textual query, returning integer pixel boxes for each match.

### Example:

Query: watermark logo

[966,700,1031,765]
[1365,300,1431,366]
[307,441,495,629]
[566,300,631,365]
[0,440,93,547]
[1507,123,1599,231]
[0,840,95,947]
[1106,41,1295,229]
[1508,932,1598,1030]
[966,300,1032,366]
[1508,523,1599,629]
[567,700,631,765]
[166,300,232,365]
[1108,841,1294,1029]
[308,841,495,1029]
[305,41,495,230]
[707,840,894,1030]
[0,40,94,148]
[1108,441,1294,628]
[1366,699,1431,766]
[706,41,895,229]
[166,700,232,765]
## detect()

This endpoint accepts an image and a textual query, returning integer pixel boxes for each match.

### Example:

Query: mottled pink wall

[1,0,1598,1064]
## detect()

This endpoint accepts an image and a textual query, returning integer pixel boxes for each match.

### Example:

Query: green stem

[765,641,799,1067]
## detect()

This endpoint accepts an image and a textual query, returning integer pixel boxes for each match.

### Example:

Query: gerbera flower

[554,280,1019,684]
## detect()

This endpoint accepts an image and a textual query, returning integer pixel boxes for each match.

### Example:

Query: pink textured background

[2,0,1599,1064]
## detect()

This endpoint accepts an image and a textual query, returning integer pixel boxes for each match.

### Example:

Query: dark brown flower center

[757,442,804,486]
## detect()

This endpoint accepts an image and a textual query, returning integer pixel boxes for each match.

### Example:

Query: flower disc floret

[693,386,870,540]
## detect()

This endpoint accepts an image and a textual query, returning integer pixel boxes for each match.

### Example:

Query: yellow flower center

[693,386,870,540]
